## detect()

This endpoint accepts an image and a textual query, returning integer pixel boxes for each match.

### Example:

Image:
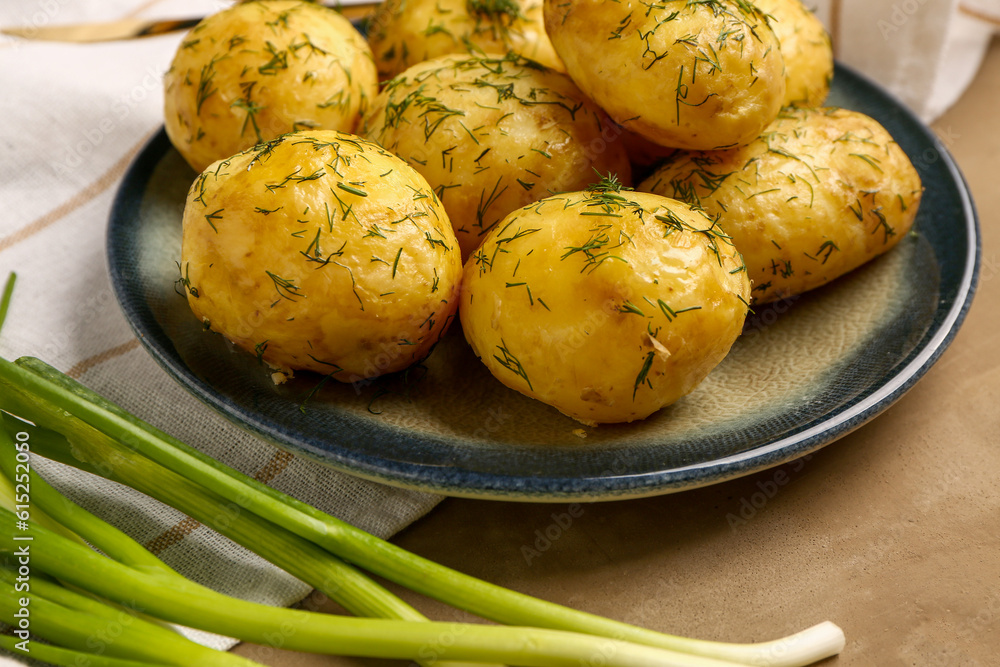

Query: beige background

[237,38,1000,667]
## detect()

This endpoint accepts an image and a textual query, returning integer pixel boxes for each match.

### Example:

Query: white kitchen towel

[0,0,995,665]
[0,1,440,662]
[811,0,998,122]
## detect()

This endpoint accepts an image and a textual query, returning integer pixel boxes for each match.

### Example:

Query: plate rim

[107,61,981,501]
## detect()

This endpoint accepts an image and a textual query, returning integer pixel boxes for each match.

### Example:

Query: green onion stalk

[0,634,178,667]
[0,436,258,665]
[0,410,465,626]
[0,424,495,667]
[0,566,258,667]
[0,379,764,667]
[0,273,15,335]
[0,504,754,667]
[0,354,844,667]
[0,455,88,548]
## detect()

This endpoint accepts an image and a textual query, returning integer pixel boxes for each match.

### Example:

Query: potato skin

[368,0,564,81]
[755,0,833,107]
[164,1,378,173]
[543,0,785,151]
[639,107,923,304]
[460,187,751,425]
[179,130,463,381]
[362,53,632,260]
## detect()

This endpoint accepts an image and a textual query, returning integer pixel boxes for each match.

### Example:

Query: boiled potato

[755,0,833,107]
[639,107,923,304]
[368,0,564,81]
[179,130,463,381]
[164,1,377,172]
[460,183,751,425]
[362,53,632,260]
[543,0,785,151]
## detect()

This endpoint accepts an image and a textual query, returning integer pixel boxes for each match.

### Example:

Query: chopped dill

[204,209,224,232]
[633,351,655,400]
[337,182,368,197]
[849,153,884,173]
[254,340,269,365]
[493,339,532,390]
[173,262,199,298]
[619,301,645,317]
[265,271,302,301]
[392,247,403,278]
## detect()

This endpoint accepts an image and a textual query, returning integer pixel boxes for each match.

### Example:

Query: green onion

[0,378,755,667]
[0,510,751,667]
[0,273,14,337]
[0,636,172,667]
[0,407,429,617]
[0,413,490,667]
[0,566,256,666]
[0,356,845,666]
[0,425,171,573]
[0,444,88,548]
[2,414,496,667]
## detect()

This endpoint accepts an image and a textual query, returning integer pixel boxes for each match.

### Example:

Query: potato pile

[167,0,921,426]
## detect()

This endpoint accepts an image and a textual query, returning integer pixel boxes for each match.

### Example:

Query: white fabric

[0,0,995,665]
[810,0,998,122]
[0,2,439,663]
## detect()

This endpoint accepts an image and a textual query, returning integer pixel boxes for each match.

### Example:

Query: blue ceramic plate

[108,63,979,501]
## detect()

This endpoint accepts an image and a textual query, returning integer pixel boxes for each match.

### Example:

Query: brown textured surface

[235,37,1000,666]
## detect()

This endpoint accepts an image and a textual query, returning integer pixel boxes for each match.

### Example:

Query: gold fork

[1,2,379,43]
